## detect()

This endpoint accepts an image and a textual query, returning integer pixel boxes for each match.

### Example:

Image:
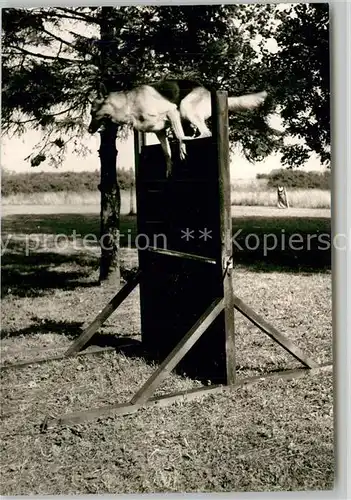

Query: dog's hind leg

[179,89,212,138]
[155,129,173,177]
[181,112,212,138]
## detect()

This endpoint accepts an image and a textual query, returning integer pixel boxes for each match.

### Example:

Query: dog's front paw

[180,142,187,161]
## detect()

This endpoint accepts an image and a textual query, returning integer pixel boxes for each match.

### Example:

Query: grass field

[0,208,333,494]
[2,184,331,209]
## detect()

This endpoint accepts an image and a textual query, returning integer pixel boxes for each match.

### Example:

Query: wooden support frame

[147,247,217,265]
[2,286,317,374]
[41,285,321,429]
[1,91,324,429]
[233,295,318,369]
[39,91,322,430]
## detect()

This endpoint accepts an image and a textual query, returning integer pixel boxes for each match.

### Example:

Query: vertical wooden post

[212,91,236,385]
[129,166,136,215]
[134,130,147,329]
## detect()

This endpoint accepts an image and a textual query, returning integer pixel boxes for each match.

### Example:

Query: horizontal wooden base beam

[43,362,332,429]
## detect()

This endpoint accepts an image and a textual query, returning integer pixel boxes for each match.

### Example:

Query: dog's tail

[227,91,267,112]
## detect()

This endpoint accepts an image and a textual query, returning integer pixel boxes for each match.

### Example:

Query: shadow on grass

[86,334,209,381]
[1,242,100,298]
[0,319,143,359]
[231,216,331,272]
[1,248,138,299]
[0,319,85,340]
[86,333,144,355]
[1,315,144,355]
[1,317,146,367]
[2,213,331,301]
[1,214,138,298]
[1,213,137,243]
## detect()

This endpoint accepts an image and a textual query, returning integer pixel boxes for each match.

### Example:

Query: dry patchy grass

[1,207,333,494]
[2,190,135,214]
[0,227,333,494]
[2,191,100,206]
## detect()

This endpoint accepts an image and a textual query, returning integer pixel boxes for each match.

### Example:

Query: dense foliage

[1,168,134,196]
[264,4,330,167]
[235,4,330,167]
[257,169,331,190]
[1,4,330,170]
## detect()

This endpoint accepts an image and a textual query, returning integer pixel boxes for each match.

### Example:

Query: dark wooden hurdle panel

[135,126,233,383]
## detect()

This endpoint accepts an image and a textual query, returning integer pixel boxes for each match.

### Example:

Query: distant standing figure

[277,186,289,209]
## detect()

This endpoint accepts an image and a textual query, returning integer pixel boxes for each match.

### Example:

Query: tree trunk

[98,6,121,285]
[99,122,121,284]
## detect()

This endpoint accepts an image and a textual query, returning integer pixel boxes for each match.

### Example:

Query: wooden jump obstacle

[1,92,325,429]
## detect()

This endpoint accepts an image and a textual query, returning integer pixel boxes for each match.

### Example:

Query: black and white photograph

[1,3,334,495]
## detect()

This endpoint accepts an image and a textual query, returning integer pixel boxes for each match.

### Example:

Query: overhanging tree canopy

[1,5,283,168]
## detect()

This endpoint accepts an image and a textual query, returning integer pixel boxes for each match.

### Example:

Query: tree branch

[37,11,93,24]
[54,7,98,24]
[6,45,86,64]
[40,27,95,57]
[57,41,63,58]
[68,30,97,41]
[40,27,86,52]
[6,104,81,127]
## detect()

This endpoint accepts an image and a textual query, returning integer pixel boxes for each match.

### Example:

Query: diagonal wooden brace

[233,294,318,368]
[65,271,142,356]
[130,297,225,405]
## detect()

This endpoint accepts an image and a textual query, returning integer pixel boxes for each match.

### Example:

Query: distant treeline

[1,169,134,196]
[1,167,331,197]
[256,169,331,190]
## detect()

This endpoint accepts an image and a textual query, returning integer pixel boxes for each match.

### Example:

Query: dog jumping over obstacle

[88,79,267,176]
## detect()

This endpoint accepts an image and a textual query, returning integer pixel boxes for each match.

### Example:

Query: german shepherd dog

[88,79,267,176]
